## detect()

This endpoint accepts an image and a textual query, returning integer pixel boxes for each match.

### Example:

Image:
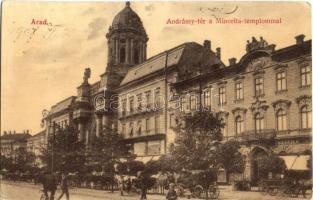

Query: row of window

[133,140,162,156]
[51,120,68,130]
[121,115,161,137]
[182,65,311,108]
[231,105,312,135]
[121,88,161,116]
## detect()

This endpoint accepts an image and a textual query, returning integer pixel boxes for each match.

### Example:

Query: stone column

[245,155,252,181]
[115,38,119,64]
[102,114,110,131]
[107,40,112,64]
[78,123,85,142]
[85,130,89,146]
[143,43,147,60]
[126,38,130,64]
[130,39,134,64]
[139,41,143,63]
[96,114,103,137]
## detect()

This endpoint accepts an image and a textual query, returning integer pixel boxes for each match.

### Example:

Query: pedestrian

[166,183,177,200]
[126,177,132,193]
[138,172,147,200]
[57,172,69,200]
[41,172,58,200]
[118,175,124,196]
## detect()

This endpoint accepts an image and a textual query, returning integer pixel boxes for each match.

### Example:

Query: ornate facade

[44,2,312,183]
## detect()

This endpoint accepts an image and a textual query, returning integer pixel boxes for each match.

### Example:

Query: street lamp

[41,109,61,173]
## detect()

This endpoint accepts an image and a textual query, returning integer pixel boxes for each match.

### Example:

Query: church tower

[94,2,148,136]
[106,1,148,79]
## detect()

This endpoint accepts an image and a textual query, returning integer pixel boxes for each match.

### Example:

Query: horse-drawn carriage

[258,178,311,198]
[174,169,220,199]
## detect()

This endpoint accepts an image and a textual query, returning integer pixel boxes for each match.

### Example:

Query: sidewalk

[1,180,190,200]
[1,180,310,200]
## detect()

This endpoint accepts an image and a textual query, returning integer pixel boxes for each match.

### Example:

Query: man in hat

[166,183,177,200]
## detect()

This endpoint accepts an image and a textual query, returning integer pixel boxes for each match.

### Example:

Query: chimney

[9,131,12,134]
[295,34,305,44]
[216,47,221,59]
[4,131,7,135]
[203,40,211,50]
[229,58,237,66]
[13,130,16,134]
[26,130,29,134]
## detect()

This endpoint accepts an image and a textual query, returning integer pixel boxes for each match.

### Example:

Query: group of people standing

[40,172,69,200]
[118,172,178,200]
[41,170,178,200]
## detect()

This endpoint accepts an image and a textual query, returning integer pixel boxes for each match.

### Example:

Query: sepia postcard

[1,1,312,200]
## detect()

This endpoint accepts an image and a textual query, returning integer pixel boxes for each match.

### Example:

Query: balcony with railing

[118,103,162,119]
[235,129,276,142]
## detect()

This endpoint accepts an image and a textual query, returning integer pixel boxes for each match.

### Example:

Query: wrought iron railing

[236,129,276,141]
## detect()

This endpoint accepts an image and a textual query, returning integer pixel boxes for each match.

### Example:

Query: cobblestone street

[0,181,311,200]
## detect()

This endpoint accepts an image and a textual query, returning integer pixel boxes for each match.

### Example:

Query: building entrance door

[251,148,268,185]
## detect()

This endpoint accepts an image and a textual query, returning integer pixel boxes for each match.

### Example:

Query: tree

[0,155,14,171]
[258,152,286,178]
[40,125,86,174]
[216,140,245,183]
[171,110,223,200]
[87,127,128,192]
[88,127,128,171]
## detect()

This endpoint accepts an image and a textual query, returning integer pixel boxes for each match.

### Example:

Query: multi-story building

[168,36,312,183]
[27,130,46,167]
[43,2,311,183]
[0,131,31,161]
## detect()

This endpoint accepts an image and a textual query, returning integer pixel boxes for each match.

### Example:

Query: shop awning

[280,155,311,170]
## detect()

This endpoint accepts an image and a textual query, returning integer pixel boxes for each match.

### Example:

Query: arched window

[255,113,264,132]
[301,105,312,129]
[120,47,126,63]
[235,116,243,135]
[277,109,287,131]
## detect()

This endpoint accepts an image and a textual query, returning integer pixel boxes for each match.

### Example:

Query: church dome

[108,2,147,38]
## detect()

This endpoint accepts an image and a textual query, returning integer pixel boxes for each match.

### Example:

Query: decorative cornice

[232,107,247,115]
[250,99,269,114]
[217,111,229,117]
[296,56,311,64]
[252,69,265,76]
[273,63,288,71]
[217,80,227,85]
[272,99,292,112]
[296,95,311,104]
[233,75,245,81]
[272,99,292,108]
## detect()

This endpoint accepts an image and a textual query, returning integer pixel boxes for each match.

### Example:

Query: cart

[175,169,220,199]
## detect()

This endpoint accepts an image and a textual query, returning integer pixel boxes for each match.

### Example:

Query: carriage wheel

[209,186,220,199]
[193,185,204,198]
[290,188,300,198]
[176,185,185,197]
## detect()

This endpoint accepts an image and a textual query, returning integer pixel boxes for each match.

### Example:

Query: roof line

[51,96,76,108]
[128,42,200,71]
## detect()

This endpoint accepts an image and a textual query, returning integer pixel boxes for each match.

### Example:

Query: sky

[1,1,311,135]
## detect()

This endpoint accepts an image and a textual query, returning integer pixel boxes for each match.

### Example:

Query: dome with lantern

[107,1,147,38]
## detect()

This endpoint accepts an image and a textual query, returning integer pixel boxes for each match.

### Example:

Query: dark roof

[50,96,76,115]
[120,42,223,86]
[173,39,311,87]
[271,40,311,62]
[31,130,45,138]
[0,133,31,141]
[108,2,147,38]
